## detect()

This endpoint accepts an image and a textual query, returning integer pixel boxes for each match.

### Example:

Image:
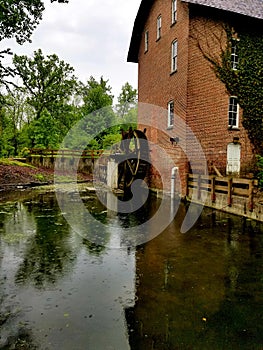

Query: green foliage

[28,109,60,148]
[209,26,263,155]
[0,0,140,157]
[0,158,35,168]
[34,173,46,182]
[0,1,44,44]
[20,147,30,157]
[102,133,122,150]
[0,0,69,89]
[76,77,116,149]
[85,139,100,150]
[13,49,77,119]
[115,82,137,119]
[80,76,113,115]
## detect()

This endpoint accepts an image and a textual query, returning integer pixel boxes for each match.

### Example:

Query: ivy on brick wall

[207,26,263,156]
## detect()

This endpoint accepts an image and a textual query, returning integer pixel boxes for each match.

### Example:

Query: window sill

[228,126,240,131]
[156,37,161,42]
[170,21,177,28]
[167,126,174,130]
[170,69,177,76]
[144,49,148,54]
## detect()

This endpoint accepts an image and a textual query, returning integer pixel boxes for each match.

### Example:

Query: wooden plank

[232,188,249,196]
[186,173,189,197]
[227,178,233,206]
[197,174,201,199]
[214,185,228,192]
[248,180,254,211]
[232,178,253,185]
[211,176,216,202]
[215,176,229,182]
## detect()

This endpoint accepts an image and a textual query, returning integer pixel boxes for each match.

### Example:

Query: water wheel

[111,128,150,193]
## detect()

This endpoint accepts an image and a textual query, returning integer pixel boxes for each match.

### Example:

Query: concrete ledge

[187,188,263,222]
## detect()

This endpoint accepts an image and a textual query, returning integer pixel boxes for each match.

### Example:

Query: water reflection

[0,190,136,349]
[0,189,262,349]
[126,208,263,349]
[15,194,76,288]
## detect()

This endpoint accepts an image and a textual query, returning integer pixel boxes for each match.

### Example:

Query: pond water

[0,188,262,349]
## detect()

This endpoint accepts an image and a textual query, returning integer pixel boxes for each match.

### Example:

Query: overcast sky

[2,0,141,100]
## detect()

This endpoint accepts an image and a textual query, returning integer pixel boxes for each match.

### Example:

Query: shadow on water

[0,189,262,349]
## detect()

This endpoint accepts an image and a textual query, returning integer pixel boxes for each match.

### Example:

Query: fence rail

[29,148,105,160]
[186,174,257,211]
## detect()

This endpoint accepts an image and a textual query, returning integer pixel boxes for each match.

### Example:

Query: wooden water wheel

[111,128,150,193]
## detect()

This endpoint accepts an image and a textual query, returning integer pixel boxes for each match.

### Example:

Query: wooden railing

[29,148,105,160]
[186,174,257,211]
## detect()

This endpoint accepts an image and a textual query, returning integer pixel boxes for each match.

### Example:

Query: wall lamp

[233,136,240,144]
[170,137,179,145]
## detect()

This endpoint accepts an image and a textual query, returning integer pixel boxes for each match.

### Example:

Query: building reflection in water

[124,205,263,349]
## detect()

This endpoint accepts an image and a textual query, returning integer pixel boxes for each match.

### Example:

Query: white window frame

[171,40,178,73]
[172,0,177,24]
[228,96,239,128]
[157,15,162,40]
[144,30,149,52]
[231,38,239,70]
[168,100,174,127]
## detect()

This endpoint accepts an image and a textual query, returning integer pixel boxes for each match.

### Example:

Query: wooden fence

[186,174,257,211]
[29,148,105,160]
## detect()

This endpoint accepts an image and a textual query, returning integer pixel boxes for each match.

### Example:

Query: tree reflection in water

[14,193,76,288]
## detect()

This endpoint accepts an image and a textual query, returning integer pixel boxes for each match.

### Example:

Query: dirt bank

[0,160,92,190]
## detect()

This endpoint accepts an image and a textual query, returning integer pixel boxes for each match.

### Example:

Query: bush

[20,147,30,157]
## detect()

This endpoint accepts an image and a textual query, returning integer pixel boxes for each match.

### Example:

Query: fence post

[185,173,189,197]
[248,180,254,212]
[227,177,233,207]
[197,174,201,200]
[211,176,216,203]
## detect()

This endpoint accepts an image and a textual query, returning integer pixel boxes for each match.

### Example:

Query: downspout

[171,166,178,199]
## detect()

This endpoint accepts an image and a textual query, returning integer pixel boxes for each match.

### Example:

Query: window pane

[172,0,177,23]
[145,31,148,51]
[168,101,174,126]
[231,40,239,70]
[157,16,161,39]
[171,41,177,72]
[228,97,238,127]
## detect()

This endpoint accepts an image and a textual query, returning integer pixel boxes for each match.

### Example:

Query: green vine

[208,26,263,155]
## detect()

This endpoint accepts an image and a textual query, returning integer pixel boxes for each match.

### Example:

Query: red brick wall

[187,12,254,175]
[137,0,190,194]
[136,0,255,194]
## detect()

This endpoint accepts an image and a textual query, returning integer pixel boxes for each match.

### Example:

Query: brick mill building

[127,0,263,195]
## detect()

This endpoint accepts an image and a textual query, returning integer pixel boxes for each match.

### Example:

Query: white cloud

[1,0,141,99]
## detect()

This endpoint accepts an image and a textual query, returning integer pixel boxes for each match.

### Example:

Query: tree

[0,0,69,89]
[13,49,77,119]
[80,76,114,115]
[79,76,116,147]
[115,82,137,119]
[27,109,60,148]
[1,90,29,155]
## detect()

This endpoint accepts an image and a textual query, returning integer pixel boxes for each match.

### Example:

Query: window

[168,100,174,127]
[172,0,177,24]
[157,15,162,40]
[171,40,178,72]
[231,39,239,70]
[144,30,149,52]
[228,96,239,128]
